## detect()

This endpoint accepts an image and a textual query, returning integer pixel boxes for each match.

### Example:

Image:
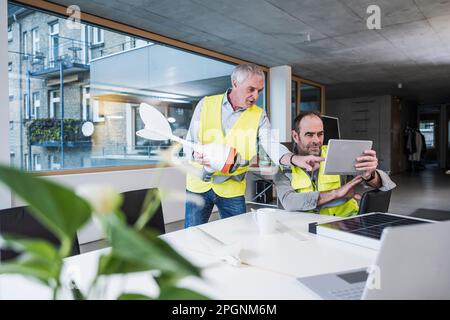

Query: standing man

[275,111,396,217]
[184,63,321,227]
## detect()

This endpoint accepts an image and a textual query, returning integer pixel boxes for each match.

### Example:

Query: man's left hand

[355,149,378,180]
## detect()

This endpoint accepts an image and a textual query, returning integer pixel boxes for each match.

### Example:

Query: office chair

[358,189,392,215]
[0,206,80,262]
[120,188,165,234]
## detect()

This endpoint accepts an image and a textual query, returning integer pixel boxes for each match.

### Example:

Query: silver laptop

[297,220,450,299]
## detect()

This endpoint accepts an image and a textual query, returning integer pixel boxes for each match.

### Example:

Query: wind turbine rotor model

[136,103,241,180]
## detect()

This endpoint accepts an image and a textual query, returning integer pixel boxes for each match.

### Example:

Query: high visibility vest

[289,145,359,217]
[186,94,263,198]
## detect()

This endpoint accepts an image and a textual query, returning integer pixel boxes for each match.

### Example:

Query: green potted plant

[27,119,91,147]
[0,163,207,300]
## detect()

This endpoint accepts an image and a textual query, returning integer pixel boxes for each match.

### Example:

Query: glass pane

[291,80,298,128]
[7,1,237,172]
[300,83,321,112]
[419,121,435,148]
[256,72,267,110]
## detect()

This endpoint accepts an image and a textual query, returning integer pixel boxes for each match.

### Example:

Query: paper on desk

[192,227,242,267]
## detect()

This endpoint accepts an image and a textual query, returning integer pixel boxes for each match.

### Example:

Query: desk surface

[0,211,377,300]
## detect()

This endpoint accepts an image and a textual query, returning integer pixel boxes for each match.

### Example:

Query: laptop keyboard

[328,285,364,300]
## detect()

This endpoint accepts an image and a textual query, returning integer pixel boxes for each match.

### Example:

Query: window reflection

[7,2,244,171]
[300,83,321,112]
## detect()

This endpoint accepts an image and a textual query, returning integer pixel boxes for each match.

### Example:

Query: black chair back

[0,206,80,262]
[358,189,392,215]
[120,188,165,235]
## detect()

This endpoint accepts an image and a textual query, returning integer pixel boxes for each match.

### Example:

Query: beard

[298,142,322,156]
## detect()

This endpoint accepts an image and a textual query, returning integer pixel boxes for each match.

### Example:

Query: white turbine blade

[136,129,168,141]
[139,103,173,137]
[138,102,200,150]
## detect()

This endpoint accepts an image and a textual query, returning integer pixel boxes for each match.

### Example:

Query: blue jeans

[184,189,246,228]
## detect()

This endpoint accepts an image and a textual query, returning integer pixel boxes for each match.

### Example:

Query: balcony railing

[27,118,91,148]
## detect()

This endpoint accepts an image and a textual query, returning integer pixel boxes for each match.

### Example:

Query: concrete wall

[326,95,392,173]
[269,66,292,142]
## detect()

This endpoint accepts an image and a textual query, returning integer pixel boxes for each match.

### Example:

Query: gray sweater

[274,166,397,212]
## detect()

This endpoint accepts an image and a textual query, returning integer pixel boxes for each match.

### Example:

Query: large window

[82,86,90,121]
[31,28,39,57]
[49,90,60,118]
[7,2,239,172]
[48,21,59,67]
[300,83,321,112]
[31,92,40,119]
[291,79,323,126]
[8,25,13,42]
[419,121,435,148]
[291,80,298,127]
[22,31,28,57]
[89,26,104,45]
[24,93,29,119]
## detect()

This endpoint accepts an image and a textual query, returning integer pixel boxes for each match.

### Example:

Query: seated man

[274,111,396,217]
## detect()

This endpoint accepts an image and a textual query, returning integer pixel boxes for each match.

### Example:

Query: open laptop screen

[337,271,368,284]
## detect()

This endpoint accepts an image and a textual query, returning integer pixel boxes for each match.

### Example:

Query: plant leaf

[134,189,161,231]
[97,252,152,276]
[158,286,209,300]
[70,280,86,300]
[0,165,91,242]
[0,236,61,261]
[117,293,154,300]
[104,216,201,279]
[0,255,60,286]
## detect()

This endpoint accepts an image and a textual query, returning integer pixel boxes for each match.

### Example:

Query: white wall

[0,0,12,209]
[10,167,187,244]
[269,66,291,142]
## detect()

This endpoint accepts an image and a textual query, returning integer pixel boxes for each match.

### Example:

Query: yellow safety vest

[186,94,263,198]
[289,145,359,217]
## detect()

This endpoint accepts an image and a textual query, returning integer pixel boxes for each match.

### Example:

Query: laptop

[297,220,450,299]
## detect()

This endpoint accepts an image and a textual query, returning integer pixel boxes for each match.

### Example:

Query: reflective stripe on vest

[186,94,263,198]
[289,145,359,217]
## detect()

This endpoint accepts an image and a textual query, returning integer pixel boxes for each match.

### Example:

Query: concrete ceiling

[49,0,450,104]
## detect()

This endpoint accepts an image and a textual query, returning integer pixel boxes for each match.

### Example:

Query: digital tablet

[323,139,373,175]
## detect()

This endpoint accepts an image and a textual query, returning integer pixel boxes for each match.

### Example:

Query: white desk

[0,211,377,300]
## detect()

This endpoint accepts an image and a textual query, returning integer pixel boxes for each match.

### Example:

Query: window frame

[7,0,324,176]
[31,91,40,119]
[48,20,60,66]
[31,27,40,58]
[33,153,41,171]
[8,24,13,42]
[89,26,104,45]
[48,89,60,119]
[24,93,29,119]
[22,30,28,57]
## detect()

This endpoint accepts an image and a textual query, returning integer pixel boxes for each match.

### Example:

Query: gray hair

[231,63,265,85]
